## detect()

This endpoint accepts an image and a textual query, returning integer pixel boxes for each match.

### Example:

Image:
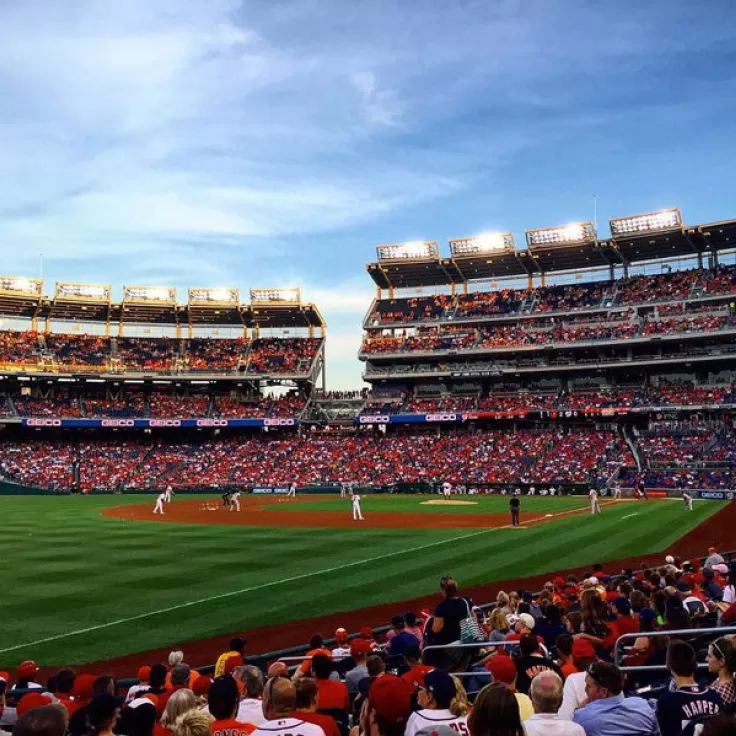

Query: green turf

[0,494,723,668]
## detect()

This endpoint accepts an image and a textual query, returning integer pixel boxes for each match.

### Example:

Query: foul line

[0,501,603,655]
[621,512,639,520]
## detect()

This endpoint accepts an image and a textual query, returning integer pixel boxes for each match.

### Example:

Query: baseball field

[0,493,731,675]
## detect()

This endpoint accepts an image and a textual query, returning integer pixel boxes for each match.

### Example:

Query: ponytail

[449,696,469,717]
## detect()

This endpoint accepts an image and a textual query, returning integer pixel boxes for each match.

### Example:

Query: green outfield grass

[0,494,723,668]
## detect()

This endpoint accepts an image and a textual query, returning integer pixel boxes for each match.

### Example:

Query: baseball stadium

[2,206,736,734]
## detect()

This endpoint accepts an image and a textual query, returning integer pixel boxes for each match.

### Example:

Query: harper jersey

[656,684,723,736]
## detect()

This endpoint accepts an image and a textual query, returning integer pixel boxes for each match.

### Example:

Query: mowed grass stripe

[0,496,722,666]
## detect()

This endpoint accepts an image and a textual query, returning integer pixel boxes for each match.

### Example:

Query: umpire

[509,496,521,526]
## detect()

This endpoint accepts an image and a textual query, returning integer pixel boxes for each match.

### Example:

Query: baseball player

[164,485,173,503]
[230,490,241,512]
[442,481,452,498]
[222,490,231,508]
[340,482,347,498]
[352,491,364,521]
[287,481,297,498]
[509,496,521,527]
[153,491,166,515]
[682,492,693,511]
[612,483,622,499]
[589,487,602,515]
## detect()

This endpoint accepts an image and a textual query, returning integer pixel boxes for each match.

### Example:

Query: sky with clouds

[1,0,736,388]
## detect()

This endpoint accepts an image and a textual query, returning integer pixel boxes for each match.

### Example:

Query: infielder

[230,490,241,512]
[352,491,364,520]
[442,481,452,498]
[589,488,602,515]
[164,485,173,503]
[682,492,693,511]
[153,491,166,515]
[340,482,347,498]
[287,482,297,498]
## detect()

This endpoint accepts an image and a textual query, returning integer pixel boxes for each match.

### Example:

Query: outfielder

[352,492,364,520]
[164,485,173,503]
[682,492,693,511]
[589,487,602,515]
[230,490,241,512]
[153,491,166,515]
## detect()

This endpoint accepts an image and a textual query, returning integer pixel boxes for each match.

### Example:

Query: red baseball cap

[72,673,97,699]
[17,693,53,717]
[485,654,517,684]
[572,639,596,660]
[360,625,374,639]
[17,661,39,679]
[192,676,213,697]
[350,639,372,657]
[0,671,9,684]
[137,666,151,682]
[369,674,412,724]
[335,628,348,645]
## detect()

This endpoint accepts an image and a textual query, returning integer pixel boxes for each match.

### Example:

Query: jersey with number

[405,709,469,736]
[656,685,722,736]
[251,718,326,736]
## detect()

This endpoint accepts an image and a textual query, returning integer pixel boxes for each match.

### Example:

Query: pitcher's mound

[421,499,478,506]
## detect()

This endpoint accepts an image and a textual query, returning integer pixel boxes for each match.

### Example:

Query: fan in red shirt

[207,676,256,736]
[297,635,333,676]
[290,678,341,736]
[611,597,639,637]
[311,655,349,712]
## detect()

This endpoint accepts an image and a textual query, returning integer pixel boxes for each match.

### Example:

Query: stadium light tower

[609,208,682,237]
[526,222,597,247]
[449,232,515,256]
[376,241,440,261]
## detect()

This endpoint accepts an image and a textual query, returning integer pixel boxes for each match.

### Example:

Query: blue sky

[1,0,736,388]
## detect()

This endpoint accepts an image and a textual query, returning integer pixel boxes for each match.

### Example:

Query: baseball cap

[369,674,412,724]
[16,693,53,718]
[360,625,374,639]
[572,639,596,660]
[485,654,517,684]
[0,671,9,684]
[713,564,729,575]
[518,613,535,630]
[335,628,349,644]
[87,693,124,726]
[612,597,631,615]
[17,660,39,679]
[192,676,213,697]
[675,580,692,594]
[638,607,657,623]
[72,673,97,699]
[665,555,675,564]
[350,639,372,657]
[137,666,151,682]
[423,670,456,706]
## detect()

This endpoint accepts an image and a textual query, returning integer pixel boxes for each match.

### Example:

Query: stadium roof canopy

[366,212,736,290]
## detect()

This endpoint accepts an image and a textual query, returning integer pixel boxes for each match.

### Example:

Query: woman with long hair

[488,608,510,643]
[468,683,524,736]
[707,637,736,707]
[157,690,198,736]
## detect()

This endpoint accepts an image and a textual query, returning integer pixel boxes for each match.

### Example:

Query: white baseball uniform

[683,493,693,511]
[352,493,363,520]
[442,482,452,498]
[287,482,296,497]
[613,484,622,499]
[252,718,325,736]
[164,485,173,503]
[589,488,601,514]
[153,492,166,514]
[230,490,241,511]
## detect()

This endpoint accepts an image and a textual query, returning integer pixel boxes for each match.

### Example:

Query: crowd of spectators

[148,396,211,419]
[369,295,450,324]
[643,315,728,337]
[534,282,609,312]
[183,339,249,372]
[246,339,321,375]
[0,329,41,365]
[617,269,701,306]
[45,334,109,368]
[13,396,82,418]
[2,552,734,736]
[455,289,525,317]
[116,338,174,372]
[83,397,148,418]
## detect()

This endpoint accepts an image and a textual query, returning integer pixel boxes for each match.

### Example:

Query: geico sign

[26,418,62,427]
[196,419,229,427]
[425,413,457,422]
[264,418,295,427]
[101,419,135,428]
[149,419,182,427]
[359,415,390,424]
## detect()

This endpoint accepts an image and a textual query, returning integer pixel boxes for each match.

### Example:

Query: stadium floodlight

[123,285,176,303]
[526,222,597,247]
[250,287,301,304]
[449,232,515,256]
[376,241,440,261]
[0,276,43,297]
[609,208,682,237]
[55,282,111,302]
[188,287,239,305]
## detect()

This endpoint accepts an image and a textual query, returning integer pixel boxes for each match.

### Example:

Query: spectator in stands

[611,597,638,637]
[215,639,246,678]
[331,629,350,659]
[174,710,214,736]
[253,677,324,736]
[555,635,577,679]
[192,677,213,706]
[524,671,584,736]
[431,577,467,648]
[51,669,77,716]
[127,667,152,704]
[13,706,67,736]
[345,640,371,694]
[310,654,348,712]
[707,638,736,708]
[403,612,424,642]
[88,694,124,736]
[119,697,157,736]
[387,618,420,657]
[236,667,266,725]
[360,674,413,736]
[159,690,197,736]
[207,677,255,736]
[572,662,658,736]
[467,682,524,736]
[514,634,563,696]
[385,617,403,645]
[488,608,511,643]
[290,679,340,736]
[157,666,191,714]
[13,661,42,692]
[405,669,469,736]
[483,655,533,721]
[558,639,597,720]
[0,671,18,731]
